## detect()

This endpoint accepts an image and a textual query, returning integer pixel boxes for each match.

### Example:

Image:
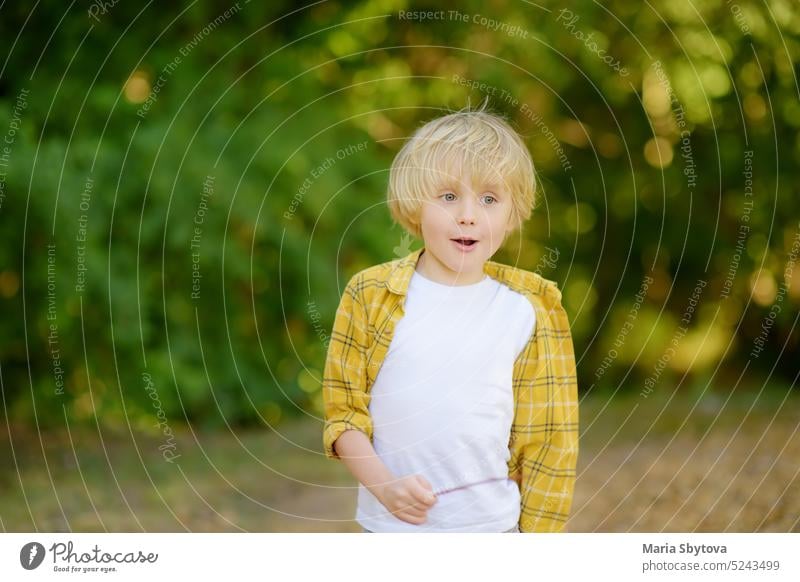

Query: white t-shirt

[355,269,536,532]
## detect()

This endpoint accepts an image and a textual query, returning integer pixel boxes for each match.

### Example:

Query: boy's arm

[322,274,374,460]
[508,290,579,533]
[333,429,395,498]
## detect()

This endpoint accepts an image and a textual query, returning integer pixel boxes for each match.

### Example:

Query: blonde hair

[387,103,537,239]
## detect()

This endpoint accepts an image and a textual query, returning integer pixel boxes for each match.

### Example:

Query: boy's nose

[457,198,477,225]
[458,214,476,225]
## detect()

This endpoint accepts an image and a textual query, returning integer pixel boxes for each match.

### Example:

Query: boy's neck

[415,248,486,286]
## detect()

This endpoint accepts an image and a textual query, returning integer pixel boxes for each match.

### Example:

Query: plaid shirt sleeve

[322,274,373,460]
[508,283,579,532]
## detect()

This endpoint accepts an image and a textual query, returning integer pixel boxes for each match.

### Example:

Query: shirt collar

[386,246,534,298]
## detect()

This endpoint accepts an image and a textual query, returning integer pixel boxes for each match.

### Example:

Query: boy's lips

[451,237,479,252]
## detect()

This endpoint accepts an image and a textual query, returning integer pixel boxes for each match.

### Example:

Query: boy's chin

[444,257,486,276]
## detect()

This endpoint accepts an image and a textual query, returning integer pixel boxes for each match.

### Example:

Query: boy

[322,104,579,533]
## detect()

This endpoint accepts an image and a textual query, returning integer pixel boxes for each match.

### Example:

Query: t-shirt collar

[386,246,509,296]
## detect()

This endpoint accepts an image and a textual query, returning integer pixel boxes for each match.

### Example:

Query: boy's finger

[413,475,437,504]
[398,498,427,514]
[394,507,425,521]
[410,487,436,506]
[415,474,433,491]
[402,506,427,518]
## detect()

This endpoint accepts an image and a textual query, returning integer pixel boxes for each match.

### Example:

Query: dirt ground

[1,389,797,532]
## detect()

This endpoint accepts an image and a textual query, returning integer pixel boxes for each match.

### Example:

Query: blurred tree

[0,0,797,430]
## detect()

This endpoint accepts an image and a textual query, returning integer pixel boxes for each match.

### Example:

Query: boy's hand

[373,474,437,525]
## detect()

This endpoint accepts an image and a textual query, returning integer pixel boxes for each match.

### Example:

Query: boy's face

[417,169,515,285]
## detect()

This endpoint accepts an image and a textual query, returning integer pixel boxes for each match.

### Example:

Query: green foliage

[1,0,797,429]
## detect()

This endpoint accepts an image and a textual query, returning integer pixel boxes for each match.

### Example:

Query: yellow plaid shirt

[322,247,579,532]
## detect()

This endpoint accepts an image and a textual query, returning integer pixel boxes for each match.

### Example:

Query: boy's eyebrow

[434,180,505,194]
[475,183,504,194]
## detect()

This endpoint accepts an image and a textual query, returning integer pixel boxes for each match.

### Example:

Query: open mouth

[451,237,479,250]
